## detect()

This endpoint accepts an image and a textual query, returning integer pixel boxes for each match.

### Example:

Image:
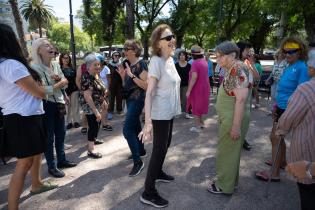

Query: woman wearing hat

[256,37,310,182]
[208,41,251,194]
[186,45,210,132]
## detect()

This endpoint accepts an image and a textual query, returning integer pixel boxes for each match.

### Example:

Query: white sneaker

[185,113,194,119]
[190,126,201,133]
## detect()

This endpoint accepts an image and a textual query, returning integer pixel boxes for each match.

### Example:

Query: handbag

[43,72,67,118]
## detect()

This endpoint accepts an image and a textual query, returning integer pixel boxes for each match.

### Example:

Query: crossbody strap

[43,72,58,103]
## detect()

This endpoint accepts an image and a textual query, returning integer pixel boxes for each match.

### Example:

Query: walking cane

[264,135,284,198]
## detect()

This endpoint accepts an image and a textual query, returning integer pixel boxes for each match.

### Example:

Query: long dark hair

[236,41,252,60]
[59,52,72,69]
[0,23,41,82]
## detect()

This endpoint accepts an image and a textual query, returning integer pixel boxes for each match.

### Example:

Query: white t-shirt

[0,59,44,116]
[100,65,111,88]
[149,56,181,120]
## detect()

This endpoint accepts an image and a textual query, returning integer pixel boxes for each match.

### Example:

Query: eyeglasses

[124,47,134,51]
[113,54,121,57]
[62,57,69,60]
[283,49,299,55]
[160,34,175,41]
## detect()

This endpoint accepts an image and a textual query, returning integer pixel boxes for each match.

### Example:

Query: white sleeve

[148,56,161,80]
[0,60,30,83]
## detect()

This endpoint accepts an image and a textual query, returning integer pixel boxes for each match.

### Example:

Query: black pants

[86,114,100,142]
[144,119,173,195]
[108,82,123,113]
[297,183,315,210]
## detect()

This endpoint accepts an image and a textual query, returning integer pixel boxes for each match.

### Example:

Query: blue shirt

[207,59,213,77]
[276,60,309,109]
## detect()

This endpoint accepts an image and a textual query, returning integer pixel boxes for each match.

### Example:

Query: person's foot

[117,111,124,116]
[207,181,223,194]
[73,122,80,128]
[48,168,65,178]
[156,171,174,183]
[64,143,73,150]
[66,123,73,130]
[57,160,77,168]
[30,181,58,195]
[190,126,201,133]
[81,127,87,134]
[255,170,280,182]
[243,140,251,151]
[127,150,147,160]
[107,113,113,120]
[185,113,194,119]
[140,191,169,208]
[129,160,144,177]
[87,151,102,159]
[94,139,104,145]
[102,124,113,131]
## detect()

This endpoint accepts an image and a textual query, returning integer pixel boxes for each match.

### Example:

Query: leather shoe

[243,140,252,151]
[48,168,65,178]
[94,139,104,145]
[57,161,77,168]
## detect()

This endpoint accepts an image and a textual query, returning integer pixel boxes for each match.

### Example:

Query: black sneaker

[48,168,65,178]
[94,139,104,145]
[129,160,144,177]
[127,150,147,160]
[66,123,73,130]
[156,171,174,183]
[102,125,113,131]
[243,140,251,151]
[140,191,169,208]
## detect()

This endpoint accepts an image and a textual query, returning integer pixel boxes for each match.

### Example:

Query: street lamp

[69,0,76,69]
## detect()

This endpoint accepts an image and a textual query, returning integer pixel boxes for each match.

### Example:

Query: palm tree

[9,0,29,58]
[20,0,54,38]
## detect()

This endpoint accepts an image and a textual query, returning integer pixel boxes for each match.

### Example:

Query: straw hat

[191,45,204,55]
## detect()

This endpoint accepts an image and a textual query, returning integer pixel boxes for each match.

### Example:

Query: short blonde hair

[31,38,48,65]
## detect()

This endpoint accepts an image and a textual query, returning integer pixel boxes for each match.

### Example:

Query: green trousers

[214,86,250,194]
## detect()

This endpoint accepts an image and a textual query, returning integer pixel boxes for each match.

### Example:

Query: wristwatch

[306,162,314,179]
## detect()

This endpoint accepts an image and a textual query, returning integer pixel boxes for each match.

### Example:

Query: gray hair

[84,54,99,69]
[307,49,315,68]
[215,41,240,58]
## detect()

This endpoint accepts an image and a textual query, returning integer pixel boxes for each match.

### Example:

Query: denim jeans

[123,99,145,163]
[43,101,66,169]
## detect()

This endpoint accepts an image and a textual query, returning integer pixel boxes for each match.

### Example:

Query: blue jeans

[43,101,66,169]
[123,99,145,162]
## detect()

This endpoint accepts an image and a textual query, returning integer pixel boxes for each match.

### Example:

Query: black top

[61,67,78,95]
[175,62,191,87]
[108,61,122,88]
[124,59,148,101]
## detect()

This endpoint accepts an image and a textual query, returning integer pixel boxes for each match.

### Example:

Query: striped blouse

[276,77,315,184]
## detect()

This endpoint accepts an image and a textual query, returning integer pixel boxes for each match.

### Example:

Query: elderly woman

[256,37,310,182]
[139,24,181,208]
[31,38,77,178]
[116,40,148,177]
[275,50,315,210]
[186,45,210,132]
[208,41,250,194]
[0,24,58,210]
[81,54,106,159]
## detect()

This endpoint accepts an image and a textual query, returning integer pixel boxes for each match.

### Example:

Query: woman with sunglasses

[59,53,80,130]
[139,24,181,208]
[256,37,310,182]
[116,40,148,177]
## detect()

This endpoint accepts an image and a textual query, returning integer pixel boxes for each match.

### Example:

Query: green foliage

[47,22,91,52]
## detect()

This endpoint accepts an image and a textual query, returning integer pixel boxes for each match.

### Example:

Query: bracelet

[132,75,136,80]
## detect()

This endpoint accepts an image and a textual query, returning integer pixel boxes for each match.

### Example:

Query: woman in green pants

[208,41,251,194]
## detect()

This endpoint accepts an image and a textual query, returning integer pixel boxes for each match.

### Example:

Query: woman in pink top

[186,45,210,132]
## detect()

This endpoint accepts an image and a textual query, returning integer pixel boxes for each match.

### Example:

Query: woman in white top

[139,24,181,208]
[0,23,57,210]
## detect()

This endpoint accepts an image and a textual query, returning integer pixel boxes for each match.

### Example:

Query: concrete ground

[0,93,300,210]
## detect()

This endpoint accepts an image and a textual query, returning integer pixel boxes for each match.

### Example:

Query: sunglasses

[160,34,175,41]
[62,57,69,59]
[124,47,134,51]
[283,49,299,55]
[113,54,121,57]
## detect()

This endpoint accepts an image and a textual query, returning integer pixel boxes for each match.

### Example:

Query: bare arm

[15,76,46,99]
[131,71,148,90]
[231,88,249,140]
[138,76,158,141]
[83,89,101,121]
[186,72,197,96]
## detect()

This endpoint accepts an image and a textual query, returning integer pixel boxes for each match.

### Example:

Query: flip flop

[255,171,280,182]
[30,181,58,195]
[264,159,286,169]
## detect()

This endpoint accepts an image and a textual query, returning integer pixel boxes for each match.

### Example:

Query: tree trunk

[176,34,184,49]
[142,34,149,60]
[39,24,43,38]
[125,0,135,39]
[303,10,315,44]
[9,0,29,58]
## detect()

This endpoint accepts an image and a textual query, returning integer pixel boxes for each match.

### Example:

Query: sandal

[255,171,280,182]
[30,181,58,195]
[102,125,113,131]
[87,151,102,159]
[264,159,286,169]
[81,127,87,134]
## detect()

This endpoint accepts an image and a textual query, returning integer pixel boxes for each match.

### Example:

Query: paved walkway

[0,94,300,210]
